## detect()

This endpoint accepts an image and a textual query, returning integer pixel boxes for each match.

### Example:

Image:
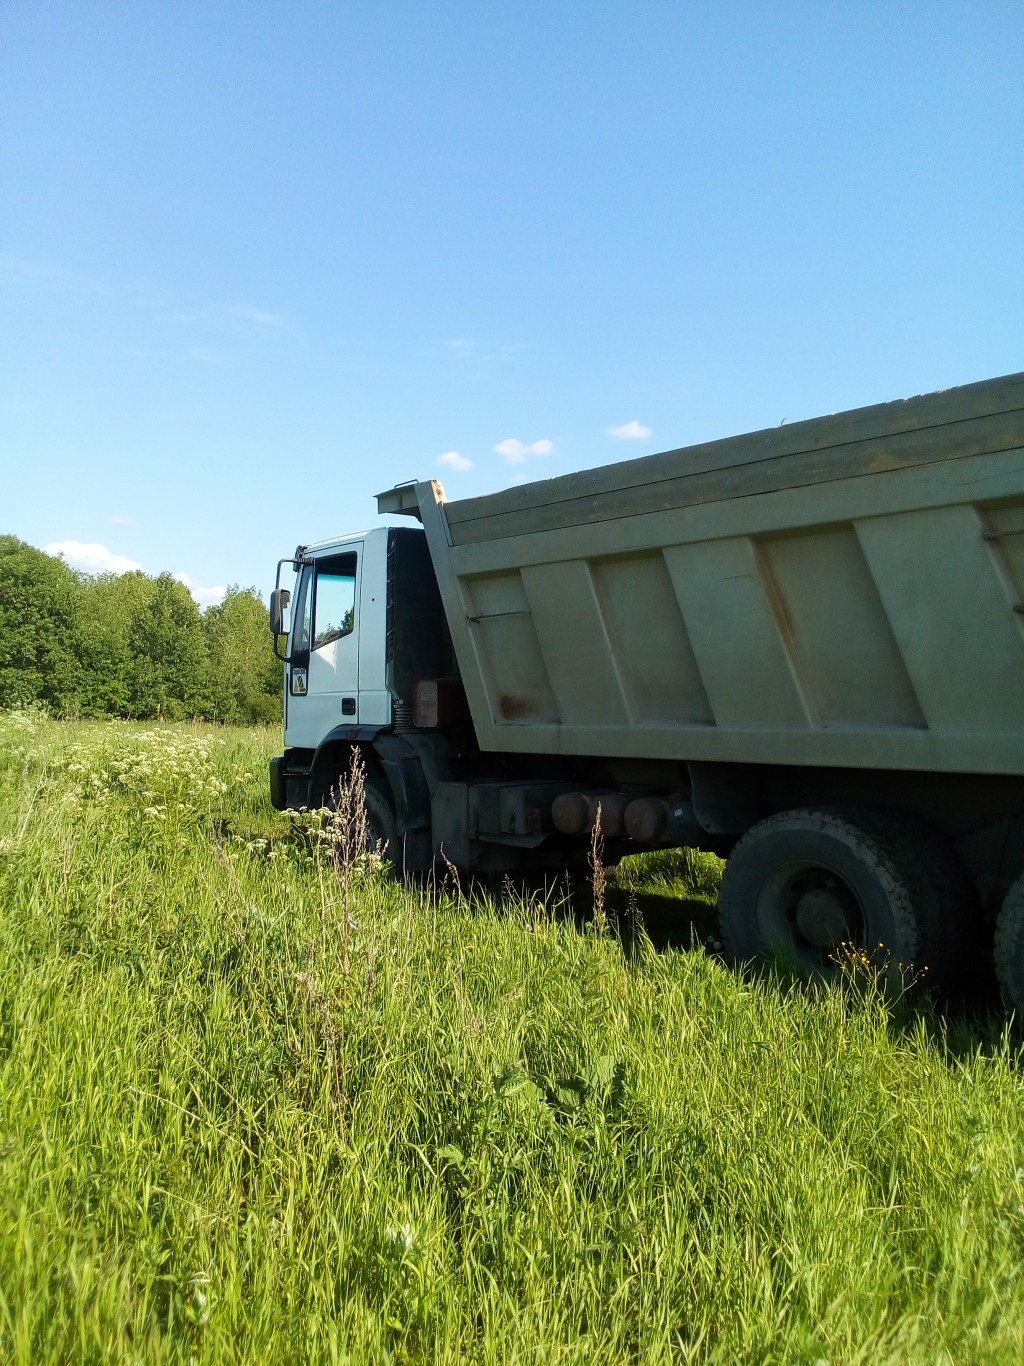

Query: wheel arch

[308,726,439,839]
[308,725,389,807]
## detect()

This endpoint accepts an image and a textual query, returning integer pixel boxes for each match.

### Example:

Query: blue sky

[3,1,1022,604]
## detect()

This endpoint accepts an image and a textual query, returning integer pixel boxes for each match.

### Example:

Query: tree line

[0,535,282,724]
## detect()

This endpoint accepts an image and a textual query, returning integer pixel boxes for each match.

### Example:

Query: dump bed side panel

[413,374,1024,776]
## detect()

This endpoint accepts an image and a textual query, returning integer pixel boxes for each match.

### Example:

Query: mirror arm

[269,557,305,662]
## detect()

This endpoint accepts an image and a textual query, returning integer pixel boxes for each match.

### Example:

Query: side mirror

[269,587,291,636]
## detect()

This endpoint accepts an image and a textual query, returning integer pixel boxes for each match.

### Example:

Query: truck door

[285,548,362,749]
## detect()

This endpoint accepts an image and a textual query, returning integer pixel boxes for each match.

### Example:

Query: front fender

[307,724,388,805]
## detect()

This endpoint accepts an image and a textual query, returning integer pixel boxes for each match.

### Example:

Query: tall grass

[0,711,1022,1363]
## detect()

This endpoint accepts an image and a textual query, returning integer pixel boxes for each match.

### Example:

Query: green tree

[1,539,285,725]
[128,573,210,719]
[204,587,282,725]
[0,536,85,712]
[76,572,145,716]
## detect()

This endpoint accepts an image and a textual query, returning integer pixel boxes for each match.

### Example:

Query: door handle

[341,697,356,716]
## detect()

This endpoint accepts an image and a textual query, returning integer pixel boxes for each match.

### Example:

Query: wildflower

[384,1223,416,1255]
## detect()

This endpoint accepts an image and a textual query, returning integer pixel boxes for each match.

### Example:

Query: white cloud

[174,573,227,609]
[437,450,473,472]
[493,437,555,464]
[227,304,287,329]
[45,540,143,575]
[441,337,479,359]
[109,514,135,526]
[608,420,652,440]
[185,345,233,365]
[0,252,107,296]
[437,337,529,362]
[169,303,287,332]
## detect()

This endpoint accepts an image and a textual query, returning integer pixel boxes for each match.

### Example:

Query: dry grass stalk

[319,748,372,980]
[590,800,608,933]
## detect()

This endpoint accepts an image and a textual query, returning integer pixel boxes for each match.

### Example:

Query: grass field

[1,711,1023,1364]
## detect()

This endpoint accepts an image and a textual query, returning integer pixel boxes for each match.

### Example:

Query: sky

[2,1,1022,606]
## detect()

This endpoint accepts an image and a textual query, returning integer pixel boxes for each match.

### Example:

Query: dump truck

[269,372,1024,1006]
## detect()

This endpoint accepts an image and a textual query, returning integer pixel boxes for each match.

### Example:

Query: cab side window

[312,553,357,649]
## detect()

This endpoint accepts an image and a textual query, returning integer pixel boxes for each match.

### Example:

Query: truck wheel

[364,778,401,873]
[994,872,1024,1013]
[718,808,966,992]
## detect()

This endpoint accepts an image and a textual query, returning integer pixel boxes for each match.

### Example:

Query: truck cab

[281,528,389,749]
[269,523,452,818]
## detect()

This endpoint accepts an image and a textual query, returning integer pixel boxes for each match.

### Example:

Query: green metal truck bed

[381,372,1024,775]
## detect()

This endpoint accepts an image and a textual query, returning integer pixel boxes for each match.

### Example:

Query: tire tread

[994,873,1024,1012]
[719,806,972,992]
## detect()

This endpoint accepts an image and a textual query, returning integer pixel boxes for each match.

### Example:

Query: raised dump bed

[387,371,1024,777]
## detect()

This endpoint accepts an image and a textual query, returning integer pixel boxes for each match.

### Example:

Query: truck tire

[717,808,967,993]
[994,872,1024,1014]
[364,778,401,873]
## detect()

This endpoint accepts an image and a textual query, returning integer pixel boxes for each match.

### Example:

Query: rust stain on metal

[497,693,536,720]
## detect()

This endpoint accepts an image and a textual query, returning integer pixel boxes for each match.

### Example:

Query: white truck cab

[280,528,391,750]
[269,521,451,819]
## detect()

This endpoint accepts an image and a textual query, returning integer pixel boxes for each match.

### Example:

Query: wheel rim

[756,858,867,972]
